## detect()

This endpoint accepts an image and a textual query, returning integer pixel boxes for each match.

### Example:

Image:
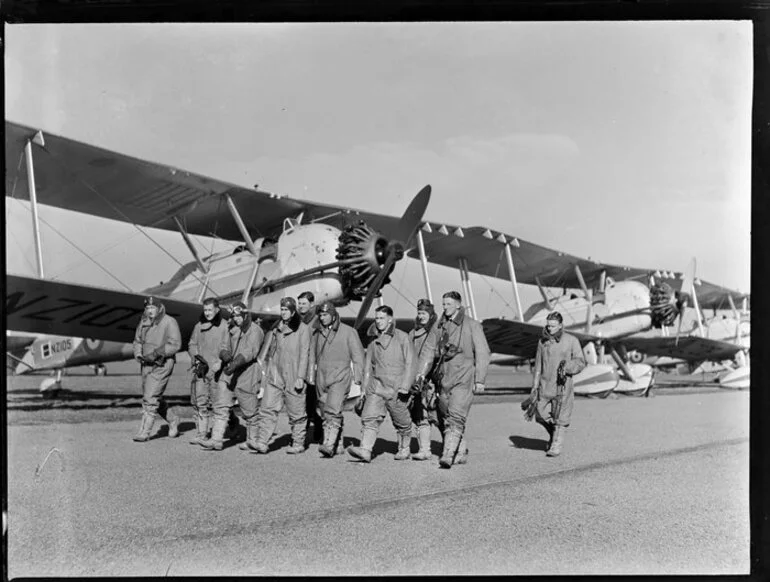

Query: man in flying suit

[407,298,441,461]
[434,291,491,468]
[347,305,415,463]
[307,301,365,458]
[132,296,182,442]
[186,297,229,445]
[297,290,323,443]
[529,311,586,457]
[200,302,264,451]
[250,297,311,454]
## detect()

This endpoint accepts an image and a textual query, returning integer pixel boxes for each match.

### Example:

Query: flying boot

[319,422,339,458]
[165,407,180,439]
[132,412,156,442]
[454,436,469,465]
[286,421,307,454]
[238,423,259,451]
[248,420,272,454]
[347,427,377,463]
[200,417,227,451]
[334,418,346,456]
[393,433,412,460]
[189,412,210,445]
[546,425,564,457]
[411,424,432,461]
[439,429,462,469]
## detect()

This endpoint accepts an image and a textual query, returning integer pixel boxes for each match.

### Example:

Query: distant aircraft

[5,120,749,398]
[483,258,749,396]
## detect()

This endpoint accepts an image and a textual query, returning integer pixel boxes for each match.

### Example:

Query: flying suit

[407,318,441,460]
[300,305,323,442]
[132,301,182,440]
[204,313,264,449]
[434,307,490,466]
[531,328,586,456]
[408,318,441,429]
[254,312,310,452]
[307,305,365,455]
[186,310,229,443]
[350,321,414,461]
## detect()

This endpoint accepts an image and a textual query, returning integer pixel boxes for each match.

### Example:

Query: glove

[521,395,537,421]
[192,355,209,379]
[294,379,306,393]
[557,360,567,386]
[224,353,246,375]
[473,382,485,394]
[219,349,233,364]
[354,394,366,416]
[397,391,411,403]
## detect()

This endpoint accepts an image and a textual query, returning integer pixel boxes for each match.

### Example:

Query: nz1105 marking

[7,292,144,331]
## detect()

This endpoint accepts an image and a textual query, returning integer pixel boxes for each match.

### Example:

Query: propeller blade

[674,296,688,346]
[680,257,696,302]
[395,185,432,247]
[352,185,432,330]
[353,249,399,330]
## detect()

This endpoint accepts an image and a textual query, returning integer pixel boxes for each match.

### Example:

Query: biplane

[5,121,750,395]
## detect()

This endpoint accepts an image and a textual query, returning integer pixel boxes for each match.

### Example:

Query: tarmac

[5,367,750,577]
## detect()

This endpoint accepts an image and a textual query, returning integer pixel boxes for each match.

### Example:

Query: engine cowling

[336,221,395,301]
[649,282,679,328]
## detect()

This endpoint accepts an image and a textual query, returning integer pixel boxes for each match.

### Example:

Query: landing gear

[94,364,107,376]
[40,368,63,399]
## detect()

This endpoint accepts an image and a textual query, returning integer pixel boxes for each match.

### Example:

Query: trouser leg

[190,378,212,444]
[387,396,414,460]
[318,382,349,457]
[236,380,260,450]
[201,380,234,450]
[286,385,308,453]
[348,393,385,462]
[251,384,283,454]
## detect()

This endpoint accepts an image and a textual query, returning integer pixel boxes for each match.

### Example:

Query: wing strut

[503,240,524,321]
[241,240,266,305]
[458,258,478,320]
[573,264,590,299]
[609,346,636,382]
[173,217,209,275]
[535,276,554,310]
[416,228,433,303]
[225,194,259,256]
[727,294,742,344]
[24,131,46,278]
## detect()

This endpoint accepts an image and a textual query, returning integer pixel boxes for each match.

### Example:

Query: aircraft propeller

[342,185,431,330]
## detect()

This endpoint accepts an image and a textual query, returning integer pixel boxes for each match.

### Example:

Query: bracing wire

[7,229,39,273]
[42,147,212,289]
[34,212,134,291]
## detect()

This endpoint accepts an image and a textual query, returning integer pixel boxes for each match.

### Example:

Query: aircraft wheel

[40,377,62,399]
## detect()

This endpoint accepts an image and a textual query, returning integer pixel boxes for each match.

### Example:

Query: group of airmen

[132,290,586,467]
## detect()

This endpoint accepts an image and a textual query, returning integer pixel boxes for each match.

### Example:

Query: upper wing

[408,225,747,310]
[620,335,743,362]
[5,121,417,243]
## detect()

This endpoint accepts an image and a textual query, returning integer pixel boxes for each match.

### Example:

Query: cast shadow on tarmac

[508,435,549,451]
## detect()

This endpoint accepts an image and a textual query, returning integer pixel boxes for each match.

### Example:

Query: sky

[4,22,752,320]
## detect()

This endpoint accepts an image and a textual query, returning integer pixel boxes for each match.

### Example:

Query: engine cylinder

[336,221,394,301]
